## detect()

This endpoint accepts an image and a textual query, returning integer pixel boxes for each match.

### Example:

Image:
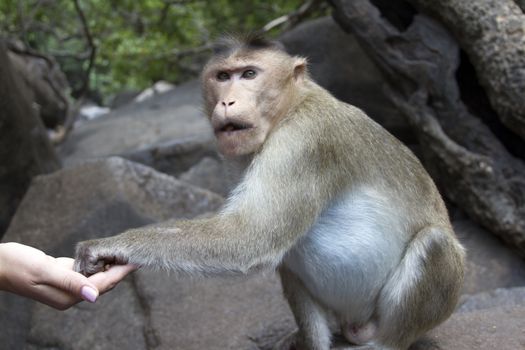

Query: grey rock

[27,279,149,350]
[58,80,214,172]
[109,89,141,109]
[179,156,231,196]
[421,287,525,350]
[123,137,217,178]
[134,271,294,350]
[0,40,61,237]
[0,293,33,350]
[455,220,525,294]
[1,157,223,349]
[7,41,69,128]
[457,287,525,313]
[4,157,223,256]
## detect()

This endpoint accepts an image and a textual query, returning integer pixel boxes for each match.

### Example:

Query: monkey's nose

[221,101,235,106]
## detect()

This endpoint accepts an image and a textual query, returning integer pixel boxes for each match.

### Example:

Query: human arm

[0,242,137,310]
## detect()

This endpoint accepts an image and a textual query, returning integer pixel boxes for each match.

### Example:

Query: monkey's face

[202,49,306,157]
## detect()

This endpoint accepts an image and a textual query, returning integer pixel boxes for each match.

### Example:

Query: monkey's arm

[74,133,338,276]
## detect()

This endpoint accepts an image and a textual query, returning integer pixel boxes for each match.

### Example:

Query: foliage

[0,0,325,100]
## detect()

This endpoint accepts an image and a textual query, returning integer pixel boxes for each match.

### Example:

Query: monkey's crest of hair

[212,32,285,57]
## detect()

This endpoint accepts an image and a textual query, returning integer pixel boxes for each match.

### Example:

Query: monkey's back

[285,81,452,233]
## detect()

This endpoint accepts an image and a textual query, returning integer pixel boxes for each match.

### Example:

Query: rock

[28,278,149,350]
[420,287,525,350]
[109,89,141,109]
[77,103,110,122]
[0,40,61,237]
[133,271,294,350]
[454,220,525,294]
[457,287,525,313]
[7,40,69,128]
[123,137,217,178]
[58,79,215,174]
[1,157,223,349]
[280,17,413,144]
[179,156,231,196]
[3,157,223,255]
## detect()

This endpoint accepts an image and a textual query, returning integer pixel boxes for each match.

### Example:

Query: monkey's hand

[74,238,130,277]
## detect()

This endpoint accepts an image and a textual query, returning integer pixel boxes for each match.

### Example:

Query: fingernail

[81,286,98,303]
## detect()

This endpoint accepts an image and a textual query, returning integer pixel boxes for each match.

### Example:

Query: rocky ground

[1,17,524,349]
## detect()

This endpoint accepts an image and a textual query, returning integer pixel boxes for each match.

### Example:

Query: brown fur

[75,35,465,350]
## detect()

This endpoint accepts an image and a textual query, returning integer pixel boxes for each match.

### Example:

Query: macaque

[75,34,465,350]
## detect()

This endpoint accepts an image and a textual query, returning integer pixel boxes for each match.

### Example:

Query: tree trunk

[0,40,61,237]
[407,0,525,140]
[331,0,525,255]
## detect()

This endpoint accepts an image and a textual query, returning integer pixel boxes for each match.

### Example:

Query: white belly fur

[284,186,408,323]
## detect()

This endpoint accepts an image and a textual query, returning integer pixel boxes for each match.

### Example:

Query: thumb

[43,262,100,303]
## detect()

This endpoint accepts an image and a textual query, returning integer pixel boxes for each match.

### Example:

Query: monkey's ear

[293,57,307,82]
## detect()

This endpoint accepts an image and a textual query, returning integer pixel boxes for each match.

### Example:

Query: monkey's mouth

[215,120,253,134]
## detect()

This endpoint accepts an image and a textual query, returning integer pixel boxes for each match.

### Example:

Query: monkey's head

[202,34,307,157]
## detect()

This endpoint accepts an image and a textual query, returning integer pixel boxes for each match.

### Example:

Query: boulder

[7,40,69,128]
[179,156,231,197]
[109,89,141,109]
[132,271,294,350]
[420,287,525,350]
[58,80,215,175]
[123,137,217,178]
[1,157,223,349]
[455,220,525,294]
[27,278,148,350]
[3,157,223,256]
[0,40,61,237]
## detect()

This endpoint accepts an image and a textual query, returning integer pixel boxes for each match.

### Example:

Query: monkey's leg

[275,266,332,350]
[374,226,464,350]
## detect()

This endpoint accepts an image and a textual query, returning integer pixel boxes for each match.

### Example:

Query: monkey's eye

[216,71,230,81]
[242,69,257,79]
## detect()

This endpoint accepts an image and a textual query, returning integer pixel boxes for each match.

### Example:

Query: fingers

[87,264,138,294]
[40,256,99,303]
[36,263,137,309]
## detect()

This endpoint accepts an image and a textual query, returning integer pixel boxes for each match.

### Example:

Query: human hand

[0,242,137,310]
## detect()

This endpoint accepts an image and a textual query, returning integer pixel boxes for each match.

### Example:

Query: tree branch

[53,0,98,145]
[407,0,525,140]
[261,0,325,32]
[72,0,96,98]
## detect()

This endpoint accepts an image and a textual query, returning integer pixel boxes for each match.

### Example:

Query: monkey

[74,34,465,350]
